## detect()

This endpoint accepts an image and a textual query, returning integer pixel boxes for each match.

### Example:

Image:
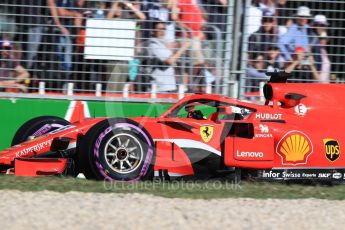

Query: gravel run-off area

[0,190,344,230]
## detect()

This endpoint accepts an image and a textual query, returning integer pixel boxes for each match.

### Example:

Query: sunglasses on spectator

[262,17,274,23]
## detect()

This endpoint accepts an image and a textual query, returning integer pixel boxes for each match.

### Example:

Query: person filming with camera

[285,46,320,82]
[147,21,190,92]
[0,40,29,92]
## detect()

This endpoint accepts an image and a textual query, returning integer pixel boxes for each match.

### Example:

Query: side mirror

[218,106,233,114]
[50,137,72,152]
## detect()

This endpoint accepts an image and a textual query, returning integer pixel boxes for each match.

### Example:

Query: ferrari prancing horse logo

[200,125,214,142]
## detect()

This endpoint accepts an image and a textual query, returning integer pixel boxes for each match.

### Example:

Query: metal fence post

[238,0,251,99]
[204,24,222,94]
[222,0,235,96]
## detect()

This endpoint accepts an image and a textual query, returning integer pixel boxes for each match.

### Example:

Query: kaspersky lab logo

[323,138,340,162]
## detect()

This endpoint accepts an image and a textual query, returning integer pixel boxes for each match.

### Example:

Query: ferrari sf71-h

[1,76,344,181]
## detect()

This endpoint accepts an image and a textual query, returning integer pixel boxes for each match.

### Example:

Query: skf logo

[276,131,313,165]
[200,125,214,142]
[323,139,340,162]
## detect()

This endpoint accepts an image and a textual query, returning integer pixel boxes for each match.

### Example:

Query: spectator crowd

[0,0,337,96]
[247,0,332,92]
[0,0,228,94]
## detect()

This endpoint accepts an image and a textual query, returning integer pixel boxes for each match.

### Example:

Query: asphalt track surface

[0,190,344,230]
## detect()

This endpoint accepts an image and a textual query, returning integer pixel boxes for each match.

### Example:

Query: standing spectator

[176,0,207,92]
[311,15,329,72]
[248,11,277,55]
[0,0,17,40]
[275,0,293,36]
[15,0,48,70]
[158,0,192,90]
[107,0,146,20]
[313,14,328,36]
[47,0,83,71]
[285,46,319,82]
[259,0,276,15]
[247,0,263,36]
[318,32,331,83]
[141,0,161,41]
[200,0,228,37]
[0,40,29,92]
[148,21,190,92]
[177,0,206,66]
[278,6,316,62]
[246,53,268,93]
[106,0,146,93]
[141,0,178,42]
[265,46,284,72]
[159,0,179,44]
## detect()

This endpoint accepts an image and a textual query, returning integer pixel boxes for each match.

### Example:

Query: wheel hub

[104,133,144,174]
[116,148,128,161]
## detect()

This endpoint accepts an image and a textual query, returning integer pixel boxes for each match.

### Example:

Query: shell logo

[276,131,313,165]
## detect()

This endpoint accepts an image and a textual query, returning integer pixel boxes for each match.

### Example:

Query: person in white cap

[278,6,316,62]
[318,32,331,83]
[313,14,328,36]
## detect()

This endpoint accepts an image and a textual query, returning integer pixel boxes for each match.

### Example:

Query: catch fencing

[0,0,237,102]
[240,0,345,100]
[1,1,343,102]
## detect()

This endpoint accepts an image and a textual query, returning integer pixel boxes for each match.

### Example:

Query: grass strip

[1,175,345,199]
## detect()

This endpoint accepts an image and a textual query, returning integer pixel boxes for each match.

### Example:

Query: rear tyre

[12,116,70,146]
[79,118,155,181]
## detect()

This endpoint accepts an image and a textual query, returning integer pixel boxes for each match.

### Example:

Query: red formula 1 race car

[1,75,345,181]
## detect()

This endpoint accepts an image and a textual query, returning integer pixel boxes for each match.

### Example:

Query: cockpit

[165,99,254,121]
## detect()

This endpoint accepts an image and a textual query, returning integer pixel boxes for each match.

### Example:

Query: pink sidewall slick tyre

[12,116,70,146]
[79,118,155,181]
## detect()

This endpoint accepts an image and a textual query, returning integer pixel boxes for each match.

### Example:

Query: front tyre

[79,118,155,181]
[12,116,70,146]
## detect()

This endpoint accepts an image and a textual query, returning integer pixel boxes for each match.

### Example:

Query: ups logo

[323,139,341,162]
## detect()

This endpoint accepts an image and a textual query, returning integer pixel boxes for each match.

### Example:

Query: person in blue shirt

[245,53,269,93]
[278,6,318,62]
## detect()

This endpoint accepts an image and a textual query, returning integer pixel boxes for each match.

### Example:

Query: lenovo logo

[236,150,264,158]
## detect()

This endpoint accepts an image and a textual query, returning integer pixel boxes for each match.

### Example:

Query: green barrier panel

[0,98,172,149]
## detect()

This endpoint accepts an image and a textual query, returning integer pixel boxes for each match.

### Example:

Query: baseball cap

[0,40,13,50]
[314,14,328,25]
[261,11,273,25]
[296,6,311,17]
[294,46,306,53]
